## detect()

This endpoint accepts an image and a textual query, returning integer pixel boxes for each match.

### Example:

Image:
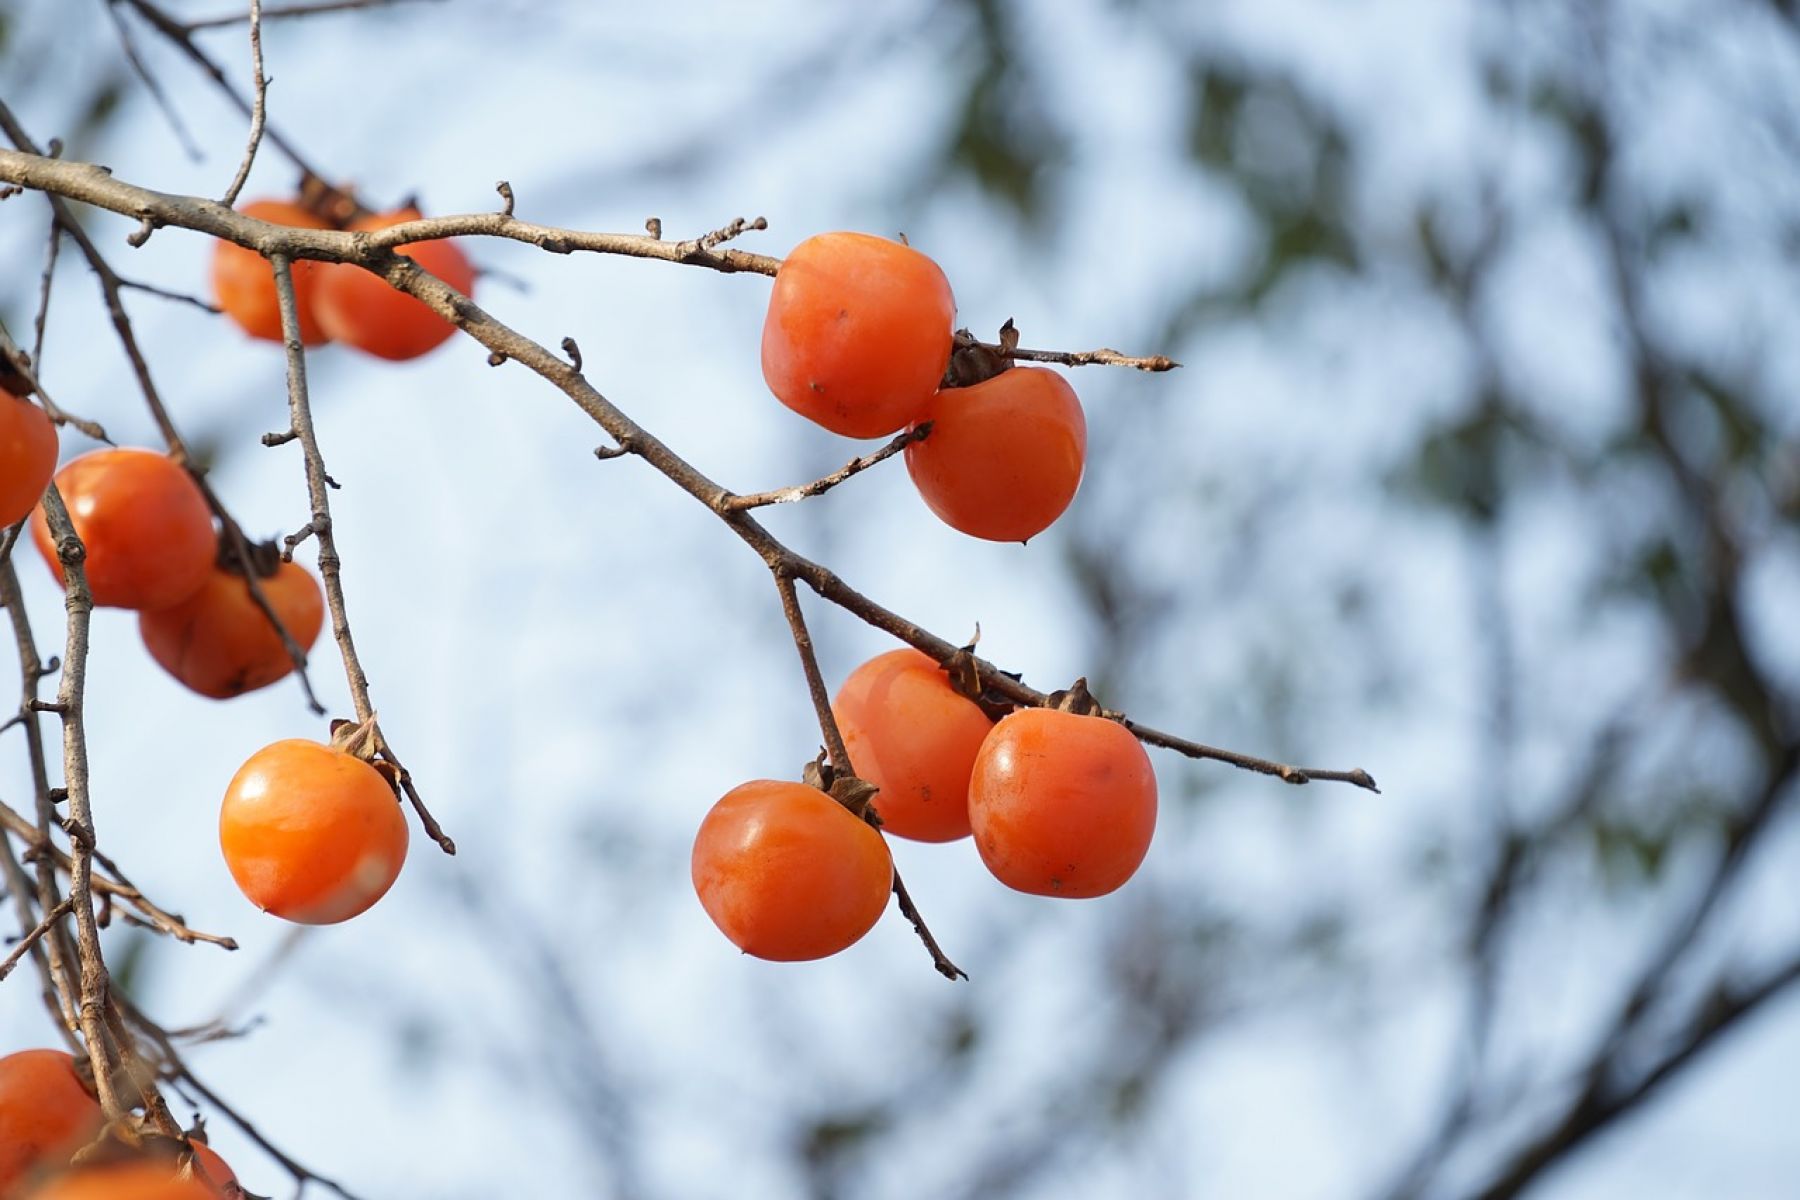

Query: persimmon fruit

[139,558,324,699]
[220,737,409,925]
[832,649,993,842]
[312,207,475,361]
[24,1156,230,1200]
[761,231,956,438]
[0,388,57,531]
[212,198,333,345]
[29,449,216,611]
[691,780,892,960]
[0,1050,102,1195]
[968,707,1157,898]
[906,366,1087,542]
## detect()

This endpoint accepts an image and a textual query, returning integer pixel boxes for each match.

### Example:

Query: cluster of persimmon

[762,231,1089,542]
[0,1049,238,1198]
[1,409,406,929]
[212,196,474,361]
[694,232,1152,963]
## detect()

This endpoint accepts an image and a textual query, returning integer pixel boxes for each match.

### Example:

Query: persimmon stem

[774,571,852,775]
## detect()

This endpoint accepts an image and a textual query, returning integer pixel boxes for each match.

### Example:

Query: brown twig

[0,797,238,949]
[120,0,334,188]
[0,896,72,982]
[952,327,1180,373]
[725,425,930,511]
[103,0,205,163]
[34,484,125,1118]
[268,255,456,853]
[773,572,966,980]
[181,0,440,32]
[773,572,853,773]
[217,0,267,208]
[1,562,83,1039]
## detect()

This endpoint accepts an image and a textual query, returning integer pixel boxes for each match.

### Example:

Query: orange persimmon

[30,449,216,611]
[139,559,324,699]
[906,366,1086,542]
[968,707,1157,898]
[761,232,956,438]
[832,649,992,842]
[24,1157,228,1200]
[312,207,474,361]
[691,780,892,961]
[0,1050,102,1195]
[212,198,333,345]
[220,737,409,925]
[0,388,57,530]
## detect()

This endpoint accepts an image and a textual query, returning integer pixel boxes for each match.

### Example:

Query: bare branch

[269,255,455,853]
[181,0,441,32]
[726,425,929,511]
[217,0,267,208]
[34,483,124,1118]
[0,897,72,982]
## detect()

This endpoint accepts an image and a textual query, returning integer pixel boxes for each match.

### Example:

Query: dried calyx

[801,751,881,820]
[940,319,1022,390]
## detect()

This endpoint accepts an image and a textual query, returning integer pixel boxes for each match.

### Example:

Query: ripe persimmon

[692,780,892,960]
[139,558,324,699]
[968,707,1157,898]
[906,366,1086,542]
[24,1157,229,1200]
[212,199,334,345]
[761,232,956,438]
[312,207,474,361]
[29,449,216,611]
[832,649,993,842]
[220,736,409,925]
[0,388,57,531]
[0,1050,102,1195]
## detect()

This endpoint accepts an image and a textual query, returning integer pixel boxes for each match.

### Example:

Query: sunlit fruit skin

[968,708,1157,898]
[906,366,1087,543]
[139,561,324,699]
[29,449,216,611]
[220,739,409,925]
[0,388,58,530]
[24,1158,228,1200]
[832,649,992,842]
[212,199,333,345]
[760,232,956,438]
[691,780,893,961]
[0,1050,102,1195]
[312,208,475,361]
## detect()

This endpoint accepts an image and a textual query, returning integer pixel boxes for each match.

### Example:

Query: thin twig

[34,483,124,1118]
[773,572,966,980]
[726,425,929,511]
[1,562,83,1039]
[32,212,61,366]
[121,0,333,186]
[269,255,455,853]
[119,995,365,1200]
[217,0,266,208]
[102,0,206,163]
[0,896,72,981]
[0,798,238,949]
[116,275,222,313]
[181,0,439,32]
[773,572,852,773]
